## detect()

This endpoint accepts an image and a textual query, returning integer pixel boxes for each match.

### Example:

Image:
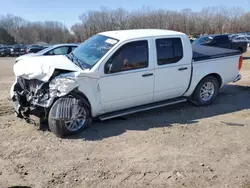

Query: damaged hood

[15,53,40,62]
[13,55,82,82]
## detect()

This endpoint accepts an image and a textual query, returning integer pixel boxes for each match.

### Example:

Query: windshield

[72,34,119,69]
[193,36,213,45]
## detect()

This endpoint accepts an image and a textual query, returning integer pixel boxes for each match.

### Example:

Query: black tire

[48,97,92,138]
[191,76,219,106]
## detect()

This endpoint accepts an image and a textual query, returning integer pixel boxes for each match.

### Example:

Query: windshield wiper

[75,57,88,69]
[66,53,73,61]
[67,52,84,69]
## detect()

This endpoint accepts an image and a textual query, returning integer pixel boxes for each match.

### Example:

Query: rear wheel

[48,97,92,138]
[191,76,219,106]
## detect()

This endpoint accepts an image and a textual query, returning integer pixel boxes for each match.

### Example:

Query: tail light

[238,55,243,70]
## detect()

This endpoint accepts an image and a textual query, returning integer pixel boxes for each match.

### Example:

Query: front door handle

[178,67,188,71]
[142,73,153,77]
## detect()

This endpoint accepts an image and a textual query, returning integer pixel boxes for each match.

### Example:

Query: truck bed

[192,44,241,62]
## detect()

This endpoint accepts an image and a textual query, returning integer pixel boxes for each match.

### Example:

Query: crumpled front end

[11,72,79,120]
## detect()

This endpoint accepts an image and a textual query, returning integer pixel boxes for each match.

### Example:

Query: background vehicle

[12,44,26,56]
[232,36,250,47]
[11,29,243,137]
[15,43,79,62]
[26,45,45,54]
[193,34,248,53]
[0,45,14,57]
[232,36,248,42]
[246,36,250,47]
[229,34,239,40]
[0,45,5,56]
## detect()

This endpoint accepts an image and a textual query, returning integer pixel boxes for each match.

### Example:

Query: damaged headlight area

[49,74,79,98]
[12,71,79,119]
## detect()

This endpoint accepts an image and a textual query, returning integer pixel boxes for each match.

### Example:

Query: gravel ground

[0,52,250,188]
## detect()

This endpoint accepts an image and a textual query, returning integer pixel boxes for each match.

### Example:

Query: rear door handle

[142,73,153,77]
[178,67,188,71]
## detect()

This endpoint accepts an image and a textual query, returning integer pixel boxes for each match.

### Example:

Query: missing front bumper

[11,70,79,121]
[11,90,46,119]
[10,77,49,119]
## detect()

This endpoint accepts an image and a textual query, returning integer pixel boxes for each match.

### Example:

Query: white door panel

[100,70,154,112]
[99,39,154,113]
[154,64,191,100]
[153,37,192,101]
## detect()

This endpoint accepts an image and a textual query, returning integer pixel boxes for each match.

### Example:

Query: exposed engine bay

[11,69,79,120]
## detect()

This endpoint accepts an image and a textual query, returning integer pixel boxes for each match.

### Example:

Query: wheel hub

[200,82,215,102]
[65,105,87,132]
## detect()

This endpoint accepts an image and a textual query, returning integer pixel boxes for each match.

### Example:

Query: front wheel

[48,97,92,138]
[191,76,219,106]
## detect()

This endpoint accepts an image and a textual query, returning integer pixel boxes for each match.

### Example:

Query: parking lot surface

[0,52,250,188]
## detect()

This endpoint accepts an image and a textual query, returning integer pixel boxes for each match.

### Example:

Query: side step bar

[99,97,187,121]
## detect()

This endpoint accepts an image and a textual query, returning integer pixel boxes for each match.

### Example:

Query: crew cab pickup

[193,34,248,53]
[10,29,243,137]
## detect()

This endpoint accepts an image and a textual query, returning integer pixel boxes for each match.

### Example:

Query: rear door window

[47,47,69,55]
[214,36,228,44]
[155,38,183,65]
[71,46,77,51]
[53,47,69,55]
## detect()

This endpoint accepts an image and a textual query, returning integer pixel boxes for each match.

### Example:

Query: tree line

[0,6,250,44]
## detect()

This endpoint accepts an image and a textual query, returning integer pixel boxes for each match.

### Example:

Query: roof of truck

[100,29,185,41]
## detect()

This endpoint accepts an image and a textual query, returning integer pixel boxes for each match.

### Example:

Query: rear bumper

[233,74,242,82]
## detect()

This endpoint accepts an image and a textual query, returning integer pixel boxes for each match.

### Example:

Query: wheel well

[202,73,222,88]
[69,89,92,109]
[237,47,243,53]
[46,89,92,119]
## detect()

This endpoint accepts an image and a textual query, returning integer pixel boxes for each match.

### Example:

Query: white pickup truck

[11,29,243,137]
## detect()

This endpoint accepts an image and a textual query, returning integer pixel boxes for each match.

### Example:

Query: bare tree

[1,6,250,44]
[227,7,245,33]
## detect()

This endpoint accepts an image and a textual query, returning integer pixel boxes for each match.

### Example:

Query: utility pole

[221,25,225,34]
[63,20,66,43]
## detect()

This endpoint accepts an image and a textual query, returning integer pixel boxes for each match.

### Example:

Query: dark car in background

[193,34,248,53]
[0,45,14,57]
[26,45,46,54]
[5,45,14,56]
[12,44,26,56]
[0,46,5,56]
